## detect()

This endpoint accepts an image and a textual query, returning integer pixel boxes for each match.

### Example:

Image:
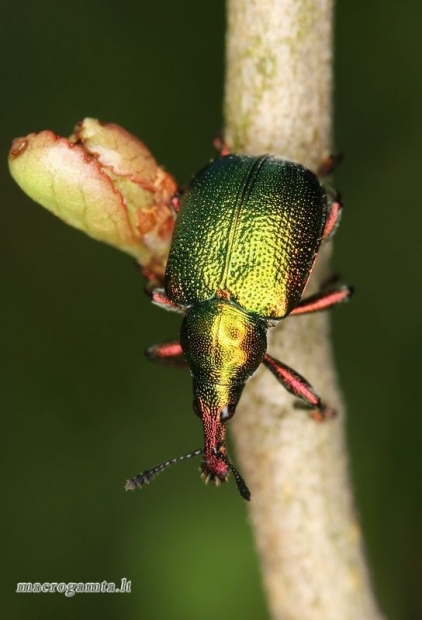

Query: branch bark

[225,2,384,619]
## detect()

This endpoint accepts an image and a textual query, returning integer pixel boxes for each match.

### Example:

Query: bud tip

[9,137,28,159]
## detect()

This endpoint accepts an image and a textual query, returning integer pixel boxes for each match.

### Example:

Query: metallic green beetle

[126,153,352,500]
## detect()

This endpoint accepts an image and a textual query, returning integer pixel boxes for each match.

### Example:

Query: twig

[225,1,384,618]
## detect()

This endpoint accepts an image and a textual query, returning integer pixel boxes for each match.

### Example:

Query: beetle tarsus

[213,135,230,156]
[293,400,337,422]
[317,152,343,177]
[310,406,337,423]
[148,288,185,314]
[171,189,186,215]
[322,192,343,241]
[146,341,187,367]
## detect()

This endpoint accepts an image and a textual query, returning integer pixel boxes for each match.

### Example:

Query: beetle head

[125,436,250,500]
[126,385,251,500]
[201,447,251,501]
[193,394,251,501]
[126,300,260,501]
[179,299,265,500]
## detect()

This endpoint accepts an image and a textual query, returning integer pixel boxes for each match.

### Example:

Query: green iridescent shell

[165,154,327,319]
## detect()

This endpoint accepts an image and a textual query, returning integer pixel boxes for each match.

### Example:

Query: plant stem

[225,2,384,619]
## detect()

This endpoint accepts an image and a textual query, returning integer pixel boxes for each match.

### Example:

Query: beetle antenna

[216,451,251,501]
[125,448,203,491]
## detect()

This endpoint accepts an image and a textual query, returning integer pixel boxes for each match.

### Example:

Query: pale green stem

[225,1,384,619]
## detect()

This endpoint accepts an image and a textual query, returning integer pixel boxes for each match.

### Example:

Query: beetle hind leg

[290,283,353,316]
[316,153,344,242]
[322,189,343,241]
[213,135,231,156]
[263,354,335,421]
[317,152,343,177]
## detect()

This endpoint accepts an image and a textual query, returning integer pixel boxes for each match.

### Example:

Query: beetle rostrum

[126,153,353,501]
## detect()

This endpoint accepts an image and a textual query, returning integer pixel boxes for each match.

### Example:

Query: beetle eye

[220,405,235,422]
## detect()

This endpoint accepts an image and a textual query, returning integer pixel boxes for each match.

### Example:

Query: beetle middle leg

[262,354,335,421]
[146,340,188,368]
[147,288,186,314]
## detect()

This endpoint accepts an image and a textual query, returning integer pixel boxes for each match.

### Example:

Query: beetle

[125,152,352,500]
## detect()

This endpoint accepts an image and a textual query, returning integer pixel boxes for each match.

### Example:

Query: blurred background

[1,1,421,618]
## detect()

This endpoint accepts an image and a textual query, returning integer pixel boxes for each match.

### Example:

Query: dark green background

[1,1,421,619]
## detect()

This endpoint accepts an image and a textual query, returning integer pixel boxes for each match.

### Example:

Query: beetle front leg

[262,354,335,421]
[146,341,188,368]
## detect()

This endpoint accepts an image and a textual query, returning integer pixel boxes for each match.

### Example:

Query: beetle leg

[317,152,343,177]
[140,266,165,291]
[320,272,341,288]
[146,288,186,314]
[146,341,188,368]
[213,135,231,156]
[170,187,187,215]
[262,354,335,421]
[318,152,344,241]
[290,284,353,316]
[322,190,343,241]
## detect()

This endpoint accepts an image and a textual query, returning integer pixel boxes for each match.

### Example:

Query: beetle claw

[200,468,228,486]
[310,407,337,422]
[293,400,337,422]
